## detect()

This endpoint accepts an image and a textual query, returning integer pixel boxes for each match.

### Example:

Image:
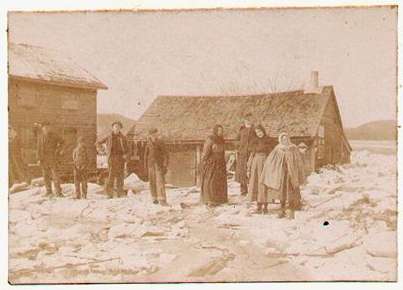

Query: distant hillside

[97,113,136,138]
[345,120,396,140]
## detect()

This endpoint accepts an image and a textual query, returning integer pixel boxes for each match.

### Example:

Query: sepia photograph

[6,3,398,284]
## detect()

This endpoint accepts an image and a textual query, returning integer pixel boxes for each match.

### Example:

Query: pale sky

[8,7,397,127]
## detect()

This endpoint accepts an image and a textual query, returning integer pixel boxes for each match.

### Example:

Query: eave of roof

[8,43,108,90]
[130,87,335,142]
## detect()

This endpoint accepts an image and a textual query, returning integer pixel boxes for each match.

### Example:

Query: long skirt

[247,153,268,203]
[267,162,301,209]
[148,164,167,201]
[201,159,228,205]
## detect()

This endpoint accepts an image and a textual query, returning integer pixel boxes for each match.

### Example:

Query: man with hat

[144,128,169,206]
[37,121,64,197]
[235,112,255,196]
[96,121,128,198]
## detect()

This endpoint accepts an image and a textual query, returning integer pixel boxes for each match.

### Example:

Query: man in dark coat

[144,128,169,206]
[97,121,128,198]
[37,121,64,197]
[9,126,31,187]
[235,113,255,195]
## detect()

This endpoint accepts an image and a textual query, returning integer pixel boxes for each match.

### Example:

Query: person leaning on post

[96,121,129,198]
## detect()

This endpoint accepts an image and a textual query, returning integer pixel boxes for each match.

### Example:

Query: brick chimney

[305,71,321,93]
[311,71,319,88]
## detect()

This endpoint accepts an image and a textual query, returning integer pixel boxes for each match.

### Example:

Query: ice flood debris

[9,150,397,282]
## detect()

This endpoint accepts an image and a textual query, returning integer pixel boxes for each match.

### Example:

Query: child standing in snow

[73,136,89,199]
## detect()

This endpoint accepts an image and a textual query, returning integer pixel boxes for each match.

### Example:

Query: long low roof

[8,43,107,90]
[129,86,342,142]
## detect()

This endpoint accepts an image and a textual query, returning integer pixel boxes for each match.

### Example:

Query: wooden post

[195,144,201,187]
[311,137,317,172]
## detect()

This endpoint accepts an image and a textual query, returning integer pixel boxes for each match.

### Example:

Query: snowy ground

[8,146,397,283]
[349,140,396,155]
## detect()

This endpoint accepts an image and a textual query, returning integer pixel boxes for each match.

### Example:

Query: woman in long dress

[247,125,276,214]
[261,132,305,218]
[200,125,228,206]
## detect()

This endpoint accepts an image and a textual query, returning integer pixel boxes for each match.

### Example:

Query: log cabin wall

[9,78,98,177]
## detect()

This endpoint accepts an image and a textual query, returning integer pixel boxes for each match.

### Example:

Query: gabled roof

[8,43,107,90]
[129,86,344,143]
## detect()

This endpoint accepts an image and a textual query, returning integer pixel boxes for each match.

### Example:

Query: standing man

[37,121,64,197]
[73,136,89,199]
[144,128,169,206]
[97,121,128,198]
[235,112,255,196]
[9,126,31,188]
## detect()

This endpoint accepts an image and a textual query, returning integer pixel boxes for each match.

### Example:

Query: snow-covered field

[349,140,396,155]
[8,145,397,283]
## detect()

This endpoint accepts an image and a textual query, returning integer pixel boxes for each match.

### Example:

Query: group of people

[9,120,170,205]
[9,121,90,199]
[199,113,306,218]
[9,114,305,218]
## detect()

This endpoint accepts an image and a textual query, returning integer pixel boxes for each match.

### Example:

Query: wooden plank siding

[165,144,197,187]
[9,78,98,179]
[319,94,351,167]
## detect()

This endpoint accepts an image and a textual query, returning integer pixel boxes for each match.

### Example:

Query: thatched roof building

[129,86,347,143]
[128,75,351,187]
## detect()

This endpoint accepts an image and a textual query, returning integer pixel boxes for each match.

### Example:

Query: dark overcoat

[9,135,30,185]
[200,135,228,205]
[73,144,89,169]
[37,132,64,164]
[235,125,255,185]
[144,138,169,173]
[97,132,128,162]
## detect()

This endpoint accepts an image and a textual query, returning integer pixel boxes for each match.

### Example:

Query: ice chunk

[364,231,397,258]
[124,173,147,193]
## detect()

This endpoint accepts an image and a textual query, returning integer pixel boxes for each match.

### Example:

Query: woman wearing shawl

[261,132,305,218]
[200,125,228,206]
[246,125,277,214]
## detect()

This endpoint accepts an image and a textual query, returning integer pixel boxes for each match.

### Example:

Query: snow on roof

[8,43,107,90]
[129,87,338,142]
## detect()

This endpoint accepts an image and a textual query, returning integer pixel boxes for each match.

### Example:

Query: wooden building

[8,43,107,179]
[127,73,351,187]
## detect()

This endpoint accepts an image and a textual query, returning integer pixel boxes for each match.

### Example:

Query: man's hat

[243,112,252,119]
[111,121,123,128]
[148,127,158,135]
[41,121,51,127]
